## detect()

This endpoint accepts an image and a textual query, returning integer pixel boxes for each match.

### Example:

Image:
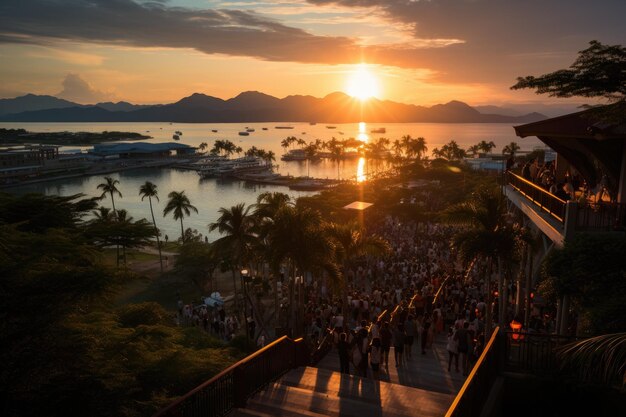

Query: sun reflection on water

[357,122,369,143]
[356,157,366,182]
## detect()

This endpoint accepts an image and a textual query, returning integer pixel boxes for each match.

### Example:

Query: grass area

[101,248,160,265]
[114,274,202,311]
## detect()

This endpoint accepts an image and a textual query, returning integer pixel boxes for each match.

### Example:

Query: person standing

[393,323,405,367]
[421,313,432,354]
[455,322,472,376]
[380,321,392,368]
[370,337,382,379]
[446,327,459,372]
[338,333,350,374]
[404,315,417,360]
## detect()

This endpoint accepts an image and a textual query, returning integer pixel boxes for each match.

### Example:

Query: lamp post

[241,269,250,343]
[294,276,304,337]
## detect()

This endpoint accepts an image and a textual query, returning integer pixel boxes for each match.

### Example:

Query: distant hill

[0,94,81,115]
[0,91,547,123]
[95,101,151,112]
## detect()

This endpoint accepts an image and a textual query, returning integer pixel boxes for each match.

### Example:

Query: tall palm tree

[327,221,391,307]
[163,191,198,243]
[139,181,163,273]
[209,203,258,310]
[412,137,428,160]
[444,187,516,334]
[265,205,339,332]
[96,176,122,217]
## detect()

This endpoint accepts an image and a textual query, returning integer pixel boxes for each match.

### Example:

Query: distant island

[0,91,547,124]
[0,128,151,146]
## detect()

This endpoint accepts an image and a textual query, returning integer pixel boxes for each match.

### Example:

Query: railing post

[233,365,247,408]
[563,201,578,239]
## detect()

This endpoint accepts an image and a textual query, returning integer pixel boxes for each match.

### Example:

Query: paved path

[315,332,466,395]
[232,333,466,417]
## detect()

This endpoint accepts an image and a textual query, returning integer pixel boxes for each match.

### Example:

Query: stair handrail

[153,335,308,417]
[445,327,502,417]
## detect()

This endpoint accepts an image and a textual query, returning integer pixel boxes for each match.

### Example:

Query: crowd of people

[297,219,496,379]
[176,215,553,379]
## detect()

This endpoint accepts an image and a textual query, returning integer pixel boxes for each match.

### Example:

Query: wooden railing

[505,171,566,223]
[504,331,576,375]
[445,327,503,417]
[574,201,626,231]
[153,336,309,417]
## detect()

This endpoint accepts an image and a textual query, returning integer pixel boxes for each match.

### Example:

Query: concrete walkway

[232,333,466,417]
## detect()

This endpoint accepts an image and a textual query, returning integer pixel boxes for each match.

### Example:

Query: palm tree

[198,142,208,153]
[556,333,626,388]
[265,205,340,332]
[139,181,163,273]
[412,137,428,160]
[209,203,258,311]
[444,187,516,334]
[467,144,481,157]
[502,141,521,157]
[163,191,198,243]
[477,140,497,154]
[327,221,391,308]
[96,176,122,217]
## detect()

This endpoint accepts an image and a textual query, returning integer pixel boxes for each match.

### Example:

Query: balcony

[504,171,626,246]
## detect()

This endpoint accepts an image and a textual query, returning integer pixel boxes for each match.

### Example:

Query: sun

[346,65,380,100]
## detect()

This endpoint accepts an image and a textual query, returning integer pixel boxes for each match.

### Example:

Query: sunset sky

[1,0,624,108]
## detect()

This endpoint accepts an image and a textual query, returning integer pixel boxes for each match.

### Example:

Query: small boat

[238,131,250,136]
[262,127,268,130]
[212,129,218,133]
[338,131,344,135]
[275,126,294,129]
[309,122,317,125]
[371,128,386,134]
[173,134,180,140]
[175,130,182,135]
[326,126,336,129]
[302,132,306,134]
[246,128,255,132]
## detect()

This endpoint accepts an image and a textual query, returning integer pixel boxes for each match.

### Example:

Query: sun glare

[346,65,379,100]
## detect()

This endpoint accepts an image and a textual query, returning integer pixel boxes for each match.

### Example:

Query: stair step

[249,381,448,417]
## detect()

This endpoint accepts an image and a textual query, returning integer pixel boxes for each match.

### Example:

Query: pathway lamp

[510,319,524,342]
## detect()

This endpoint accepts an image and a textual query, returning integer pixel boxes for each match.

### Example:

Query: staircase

[231,334,464,417]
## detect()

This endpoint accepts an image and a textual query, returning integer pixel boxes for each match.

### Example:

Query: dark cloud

[307,0,626,83]
[56,73,114,104]
[1,0,624,86]
[0,0,364,64]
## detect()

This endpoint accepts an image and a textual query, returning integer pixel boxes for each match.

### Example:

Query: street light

[294,276,304,336]
[240,269,251,343]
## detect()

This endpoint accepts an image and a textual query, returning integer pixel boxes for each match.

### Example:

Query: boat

[197,156,270,178]
[326,126,337,129]
[281,149,308,161]
[246,128,255,132]
[238,131,250,136]
[173,134,180,140]
[262,127,268,130]
[338,131,344,135]
[175,130,183,135]
[309,122,317,125]
[211,129,218,133]
[275,126,294,129]
[371,127,386,134]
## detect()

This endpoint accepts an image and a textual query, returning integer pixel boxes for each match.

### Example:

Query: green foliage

[512,40,626,122]
[541,233,626,333]
[118,302,169,327]
[0,193,241,417]
[512,40,626,101]
[557,333,626,388]
[173,239,216,290]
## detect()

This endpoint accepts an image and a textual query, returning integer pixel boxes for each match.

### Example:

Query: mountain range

[0,91,546,123]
